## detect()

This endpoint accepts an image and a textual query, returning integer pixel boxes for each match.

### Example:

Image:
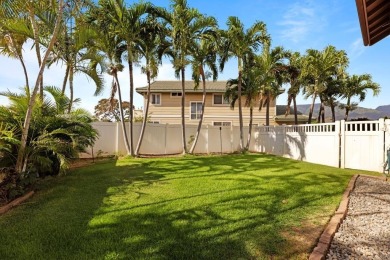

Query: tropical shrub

[0,86,98,203]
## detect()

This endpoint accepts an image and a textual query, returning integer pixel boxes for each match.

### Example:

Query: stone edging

[309,174,358,260]
[308,174,388,260]
[0,191,35,215]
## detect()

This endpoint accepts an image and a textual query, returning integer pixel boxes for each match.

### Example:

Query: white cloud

[278,0,328,43]
[348,38,365,60]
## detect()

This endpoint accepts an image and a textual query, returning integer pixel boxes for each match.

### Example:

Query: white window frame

[190,101,203,120]
[150,93,161,105]
[170,92,182,98]
[213,93,230,106]
[213,121,232,127]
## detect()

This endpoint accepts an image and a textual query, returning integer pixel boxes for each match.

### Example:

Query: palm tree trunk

[245,106,253,150]
[128,60,134,156]
[190,66,206,154]
[293,95,298,125]
[62,65,70,94]
[135,70,151,156]
[344,98,351,121]
[28,5,43,100]
[114,74,131,155]
[238,69,244,151]
[330,104,336,122]
[181,68,187,154]
[317,100,324,123]
[308,93,317,124]
[16,0,64,173]
[19,55,29,90]
[68,65,74,113]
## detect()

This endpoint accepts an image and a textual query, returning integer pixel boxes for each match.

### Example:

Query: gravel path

[326,176,390,259]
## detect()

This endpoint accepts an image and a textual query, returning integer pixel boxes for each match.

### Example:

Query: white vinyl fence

[85,119,390,172]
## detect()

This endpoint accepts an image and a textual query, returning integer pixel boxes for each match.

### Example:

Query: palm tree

[220,16,268,150]
[0,29,29,89]
[188,27,219,154]
[49,0,104,113]
[167,0,217,154]
[302,45,348,124]
[49,25,105,113]
[284,52,303,125]
[134,15,168,156]
[256,44,288,126]
[85,3,132,155]
[225,59,258,150]
[340,74,380,121]
[102,0,154,156]
[319,75,343,122]
[12,0,65,174]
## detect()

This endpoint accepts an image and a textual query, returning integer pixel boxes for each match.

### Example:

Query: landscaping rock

[326,176,390,259]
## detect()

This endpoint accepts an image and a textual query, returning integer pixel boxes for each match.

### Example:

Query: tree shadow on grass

[0,155,354,259]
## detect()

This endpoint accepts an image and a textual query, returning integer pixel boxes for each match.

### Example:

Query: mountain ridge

[289,104,390,120]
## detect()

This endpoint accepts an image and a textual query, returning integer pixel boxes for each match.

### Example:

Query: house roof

[136,81,228,94]
[355,0,390,46]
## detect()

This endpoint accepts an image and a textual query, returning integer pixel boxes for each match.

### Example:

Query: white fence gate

[86,119,390,172]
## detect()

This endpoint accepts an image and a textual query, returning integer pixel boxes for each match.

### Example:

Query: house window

[171,92,182,97]
[213,94,229,105]
[213,122,231,127]
[151,94,161,105]
[190,102,203,120]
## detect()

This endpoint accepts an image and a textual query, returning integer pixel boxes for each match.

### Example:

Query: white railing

[85,119,390,173]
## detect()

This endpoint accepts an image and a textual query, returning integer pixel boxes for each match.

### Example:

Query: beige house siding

[142,92,276,126]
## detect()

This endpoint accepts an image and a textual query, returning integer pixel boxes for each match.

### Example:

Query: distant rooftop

[136,81,228,93]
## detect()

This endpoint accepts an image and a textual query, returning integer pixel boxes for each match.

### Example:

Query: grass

[0,154,380,259]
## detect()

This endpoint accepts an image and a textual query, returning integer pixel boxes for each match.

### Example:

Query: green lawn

[0,154,380,259]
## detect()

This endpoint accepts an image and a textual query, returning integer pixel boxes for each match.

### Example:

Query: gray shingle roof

[136,81,228,93]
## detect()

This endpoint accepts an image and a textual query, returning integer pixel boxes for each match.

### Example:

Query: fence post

[340,120,345,169]
[283,125,287,156]
[164,123,168,155]
[206,125,209,154]
[115,122,119,154]
[379,118,386,170]
[230,125,234,153]
[385,119,390,169]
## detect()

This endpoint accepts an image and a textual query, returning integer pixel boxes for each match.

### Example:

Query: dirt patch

[281,215,330,259]
[69,157,114,169]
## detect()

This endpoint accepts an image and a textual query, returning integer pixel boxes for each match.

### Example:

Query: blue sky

[0,0,389,113]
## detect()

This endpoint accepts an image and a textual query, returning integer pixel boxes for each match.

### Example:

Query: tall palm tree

[319,75,344,122]
[225,58,258,150]
[46,0,104,113]
[134,15,168,156]
[188,27,219,154]
[302,45,348,124]
[340,74,380,121]
[85,1,133,155]
[12,0,65,174]
[256,44,288,126]
[102,0,154,156]
[284,51,303,125]
[220,16,268,150]
[49,25,105,113]
[167,0,217,154]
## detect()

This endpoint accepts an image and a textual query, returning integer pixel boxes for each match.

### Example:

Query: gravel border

[309,174,390,260]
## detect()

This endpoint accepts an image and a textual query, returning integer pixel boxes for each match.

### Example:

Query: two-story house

[135,80,276,126]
